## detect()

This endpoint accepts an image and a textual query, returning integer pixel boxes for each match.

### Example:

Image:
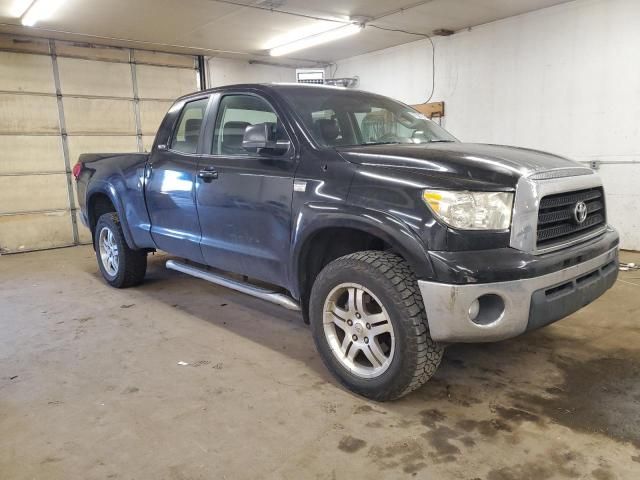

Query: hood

[337,143,586,188]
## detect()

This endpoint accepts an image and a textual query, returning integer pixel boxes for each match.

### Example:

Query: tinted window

[279,87,457,147]
[170,98,208,154]
[211,94,289,155]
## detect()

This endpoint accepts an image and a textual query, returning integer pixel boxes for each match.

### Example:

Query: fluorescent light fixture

[9,0,33,17]
[21,0,66,26]
[270,23,363,57]
[263,22,342,50]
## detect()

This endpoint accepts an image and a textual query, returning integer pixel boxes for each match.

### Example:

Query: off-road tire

[310,250,444,401]
[94,212,147,288]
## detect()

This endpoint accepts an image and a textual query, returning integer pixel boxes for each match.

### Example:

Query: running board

[165,260,301,311]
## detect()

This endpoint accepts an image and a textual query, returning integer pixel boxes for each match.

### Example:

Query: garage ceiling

[0,0,572,65]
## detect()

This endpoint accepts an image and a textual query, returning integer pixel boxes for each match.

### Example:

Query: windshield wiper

[360,141,402,146]
[428,139,455,143]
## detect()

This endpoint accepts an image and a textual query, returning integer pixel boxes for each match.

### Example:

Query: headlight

[422,189,513,230]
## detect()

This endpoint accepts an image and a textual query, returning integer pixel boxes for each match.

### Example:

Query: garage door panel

[142,135,156,152]
[0,136,64,174]
[0,51,55,93]
[55,41,129,63]
[136,65,197,100]
[57,57,133,97]
[0,37,198,252]
[66,135,138,164]
[0,94,60,133]
[139,100,172,135]
[0,34,50,54]
[134,50,195,69]
[0,174,70,214]
[75,212,92,244]
[0,210,74,253]
[64,98,136,134]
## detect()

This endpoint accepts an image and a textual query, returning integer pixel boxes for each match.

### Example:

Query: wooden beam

[412,101,445,118]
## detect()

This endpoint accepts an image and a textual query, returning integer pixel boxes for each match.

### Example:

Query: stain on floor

[337,435,367,453]
[511,352,640,449]
[1,247,639,479]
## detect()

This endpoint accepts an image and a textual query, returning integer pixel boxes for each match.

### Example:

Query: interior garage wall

[207,57,296,88]
[335,0,640,250]
[0,34,198,253]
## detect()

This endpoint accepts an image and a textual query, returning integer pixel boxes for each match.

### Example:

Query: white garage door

[0,34,199,253]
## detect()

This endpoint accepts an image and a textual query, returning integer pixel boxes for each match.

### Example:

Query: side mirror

[242,123,290,155]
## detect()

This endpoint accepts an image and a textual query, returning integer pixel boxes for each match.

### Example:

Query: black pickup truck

[74,83,619,401]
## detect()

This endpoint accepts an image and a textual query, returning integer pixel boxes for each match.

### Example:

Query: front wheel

[309,251,444,401]
[94,212,147,288]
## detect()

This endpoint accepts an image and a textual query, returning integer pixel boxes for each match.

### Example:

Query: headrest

[315,118,340,143]
[185,118,202,136]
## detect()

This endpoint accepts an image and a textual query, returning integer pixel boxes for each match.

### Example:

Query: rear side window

[170,98,209,154]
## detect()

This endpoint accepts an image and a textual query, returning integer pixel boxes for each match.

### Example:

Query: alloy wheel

[322,283,395,379]
[98,226,119,277]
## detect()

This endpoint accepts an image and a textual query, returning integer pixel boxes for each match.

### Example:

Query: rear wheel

[94,212,147,288]
[310,251,444,401]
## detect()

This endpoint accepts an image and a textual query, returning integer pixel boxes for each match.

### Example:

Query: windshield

[279,87,457,147]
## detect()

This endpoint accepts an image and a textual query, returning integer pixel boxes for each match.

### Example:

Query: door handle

[198,167,218,182]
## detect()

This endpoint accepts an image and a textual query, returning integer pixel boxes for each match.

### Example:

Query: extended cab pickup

[75,83,619,401]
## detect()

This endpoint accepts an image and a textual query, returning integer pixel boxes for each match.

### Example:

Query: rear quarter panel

[79,152,154,249]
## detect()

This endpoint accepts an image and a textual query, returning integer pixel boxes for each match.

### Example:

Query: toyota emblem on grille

[573,201,588,224]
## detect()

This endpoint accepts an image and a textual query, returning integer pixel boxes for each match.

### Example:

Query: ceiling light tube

[9,0,33,17]
[21,0,66,26]
[263,22,342,50]
[270,24,363,57]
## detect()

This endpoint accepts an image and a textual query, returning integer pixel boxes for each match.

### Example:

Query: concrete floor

[1,246,639,480]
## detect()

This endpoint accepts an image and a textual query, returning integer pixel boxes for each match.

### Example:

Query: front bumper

[418,246,618,343]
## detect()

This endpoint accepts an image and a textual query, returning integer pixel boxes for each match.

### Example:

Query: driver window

[211,95,287,155]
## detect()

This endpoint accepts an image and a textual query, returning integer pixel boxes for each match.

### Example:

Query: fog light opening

[469,294,505,326]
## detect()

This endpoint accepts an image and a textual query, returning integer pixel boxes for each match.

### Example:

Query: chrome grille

[536,187,605,248]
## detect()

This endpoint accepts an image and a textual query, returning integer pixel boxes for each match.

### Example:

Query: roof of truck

[176,82,357,102]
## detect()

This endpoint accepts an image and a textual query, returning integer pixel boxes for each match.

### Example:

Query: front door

[145,97,209,263]
[196,93,296,287]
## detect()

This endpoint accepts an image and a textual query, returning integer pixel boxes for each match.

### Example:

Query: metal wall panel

[0,136,64,174]
[64,98,137,134]
[0,174,70,214]
[0,51,55,93]
[0,94,60,133]
[136,64,197,100]
[0,211,74,253]
[57,57,133,97]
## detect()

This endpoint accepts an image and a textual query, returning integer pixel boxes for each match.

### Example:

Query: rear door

[145,96,209,262]
[196,92,297,287]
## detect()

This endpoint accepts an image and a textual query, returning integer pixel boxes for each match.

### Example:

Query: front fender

[289,202,435,298]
